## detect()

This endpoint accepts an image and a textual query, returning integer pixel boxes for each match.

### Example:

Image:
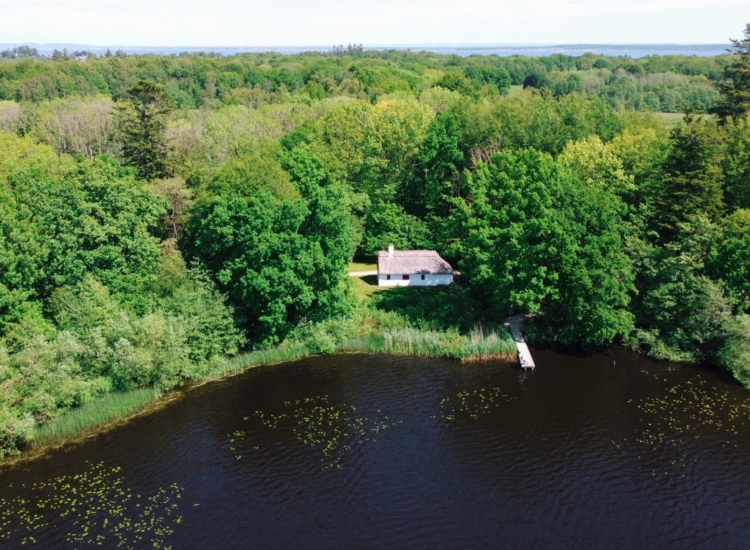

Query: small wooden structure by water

[506,315,536,370]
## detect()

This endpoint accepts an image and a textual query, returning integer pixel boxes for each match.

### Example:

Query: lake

[2,349,750,548]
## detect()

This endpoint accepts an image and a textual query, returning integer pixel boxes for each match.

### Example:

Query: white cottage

[377,245,454,287]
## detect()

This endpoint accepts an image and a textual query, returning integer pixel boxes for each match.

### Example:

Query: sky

[0,0,747,46]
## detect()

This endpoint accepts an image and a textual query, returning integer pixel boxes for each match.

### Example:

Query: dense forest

[0,44,730,112]
[1,25,750,457]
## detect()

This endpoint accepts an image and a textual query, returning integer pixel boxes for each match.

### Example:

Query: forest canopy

[1,25,750,457]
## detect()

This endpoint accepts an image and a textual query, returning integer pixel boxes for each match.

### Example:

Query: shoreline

[2,332,517,468]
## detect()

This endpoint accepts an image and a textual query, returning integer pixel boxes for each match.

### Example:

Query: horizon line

[1,42,730,49]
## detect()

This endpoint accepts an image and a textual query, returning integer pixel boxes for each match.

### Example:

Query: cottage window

[387,274,391,280]
[421,274,425,281]
[403,275,409,281]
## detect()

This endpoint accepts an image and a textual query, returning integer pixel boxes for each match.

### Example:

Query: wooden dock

[506,315,536,370]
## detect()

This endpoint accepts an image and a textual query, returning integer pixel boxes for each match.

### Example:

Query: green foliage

[456,92,625,157]
[632,218,732,362]
[3,157,168,306]
[0,46,38,60]
[184,186,353,347]
[712,23,750,121]
[718,315,750,387]
[30,388,160,450]
[522,73,549,90]
[709,210,750,313]
[451,149,635,345]
[0,133,72,183]
[594,72,720,113]
[31,95,117,159]
[0,150,243,457]
[283,307,515,362]
[0,47,731,114]
[372,286,476,332]
[558,135,635,195]
[723,118,750,210]
[435,72,476,96]
[115,80,175,180]
[4,39,750,456]
[308,98,434,253]
[205,148,299,201]
[464,65,511,94]
[652,114,725,237]
[408,111,465,227]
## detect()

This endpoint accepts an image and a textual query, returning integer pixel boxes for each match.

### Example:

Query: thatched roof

[377,250,453,275]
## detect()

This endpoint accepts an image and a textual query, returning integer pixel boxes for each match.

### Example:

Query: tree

[652,114,724,238]
[558,135,634,196]
[463,66,511,94]
[718,314,750,387]
[0,189,42,334]
[411,111,465,219]
[708,209,750,313]
[711,23,750,121]
[314,98,434,254]
[522,72,548,90]
[0,46,38,59]
[5,157,168,303]
[633,218,732,362]
[0,101,25,134]
[450,149,635,345]
[206,149,299,201]
[115,80,175,180]
[435,73,475,96]
[183,186,353,347]
[149,178,193,239]
[723,118,750,210]
[34,96,117,160]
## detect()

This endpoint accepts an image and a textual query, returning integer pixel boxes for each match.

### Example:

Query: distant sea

[0,43,730,58]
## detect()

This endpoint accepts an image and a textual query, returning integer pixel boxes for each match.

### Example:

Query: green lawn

[348,261,377,272]
[352,274,381,301]
[655,112,685,128]
[655,112,716,128]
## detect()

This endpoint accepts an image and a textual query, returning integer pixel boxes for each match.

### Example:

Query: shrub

[718,315,750,387]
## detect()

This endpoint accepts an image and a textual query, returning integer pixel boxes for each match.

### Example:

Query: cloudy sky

[1,0,747,46]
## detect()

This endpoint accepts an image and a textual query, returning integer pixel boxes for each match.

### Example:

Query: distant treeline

[0,46,39,60]
[0,47,733,112]
[0,25,749,458]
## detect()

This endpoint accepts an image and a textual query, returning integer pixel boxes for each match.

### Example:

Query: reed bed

[17,323,516,461]
[338,325,516,362]
[208,344,311,378]
[31,388,161,449]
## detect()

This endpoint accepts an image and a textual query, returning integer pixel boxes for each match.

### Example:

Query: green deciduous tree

[558,135,635,195]
[184,185,353,347]
[451,149,635,345]
[708,209,750,313]
[718,314,750,386]
[632,217,732,362]
[0,157,168,326]
[312,98,434,253]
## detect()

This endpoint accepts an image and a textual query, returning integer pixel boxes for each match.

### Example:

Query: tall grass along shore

[10,316,516,463]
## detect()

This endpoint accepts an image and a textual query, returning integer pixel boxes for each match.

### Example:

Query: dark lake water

[3,349,750,549]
